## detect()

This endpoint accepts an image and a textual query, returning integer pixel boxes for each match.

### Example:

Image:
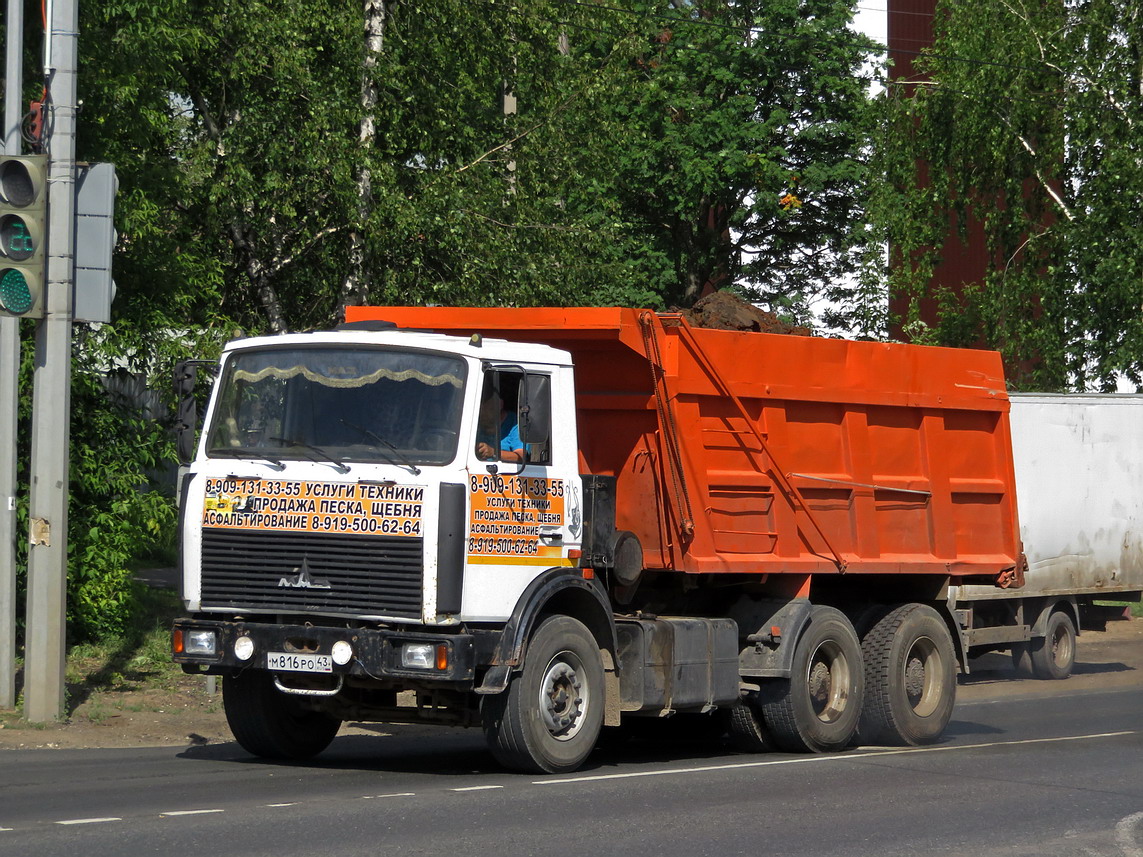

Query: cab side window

[474,370,551,466]
[475,371,523,464]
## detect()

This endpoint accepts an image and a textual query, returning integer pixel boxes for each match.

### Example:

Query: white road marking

[55,817,122,826]
[362,793,416,799]
[161,809,225,817]
[450,785,503,792]
[1115,811,1143,857]
[264,803,298,808]
[534,730,1137,785]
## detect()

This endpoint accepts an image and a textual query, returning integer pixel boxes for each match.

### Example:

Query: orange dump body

[348,306,1022,581]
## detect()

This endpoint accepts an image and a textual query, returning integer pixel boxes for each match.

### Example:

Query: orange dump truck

[173,307,1024,773]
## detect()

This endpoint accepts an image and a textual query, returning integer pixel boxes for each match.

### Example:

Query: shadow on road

[960,654,1132,687]
[175,716,761,777]
[943,719,1007,738]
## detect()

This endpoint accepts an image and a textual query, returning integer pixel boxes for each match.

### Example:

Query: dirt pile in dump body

[678,291,812,336]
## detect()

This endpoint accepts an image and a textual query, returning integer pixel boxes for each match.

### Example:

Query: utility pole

[23,0,79,722]
[0,0,26,711]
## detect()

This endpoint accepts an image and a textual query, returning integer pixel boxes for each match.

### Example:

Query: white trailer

[951,394,1143,678]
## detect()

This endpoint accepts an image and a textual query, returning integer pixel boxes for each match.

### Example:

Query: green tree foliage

[9,326,176,643]
[563,1,877,319]
[76,0,877,331]
[868,0,1143,390]
[66,339,177,640]
[5,0,878,641]
[356,0,668,311]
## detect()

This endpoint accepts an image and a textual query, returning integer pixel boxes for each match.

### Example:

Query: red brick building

[886,0,989,339]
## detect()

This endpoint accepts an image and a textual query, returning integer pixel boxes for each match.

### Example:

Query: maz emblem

[278,556,331,590]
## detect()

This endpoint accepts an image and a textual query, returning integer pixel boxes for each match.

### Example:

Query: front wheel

[223,671,342,760]
[482,615,605,774]
[759,605,864,753]
[1030,610,1076,680]
[859,603,956,746]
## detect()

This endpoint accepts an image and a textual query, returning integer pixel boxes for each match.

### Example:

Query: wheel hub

[807,641,850,723]
[904,655,926,705]
[903,636,943,716]
[539,655,588,741]
[1050,622,1073,668]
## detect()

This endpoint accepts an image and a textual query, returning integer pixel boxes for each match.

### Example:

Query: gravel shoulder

[0,617,1138,752]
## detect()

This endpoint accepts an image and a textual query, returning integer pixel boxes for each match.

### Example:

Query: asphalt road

[1,684,1141,857]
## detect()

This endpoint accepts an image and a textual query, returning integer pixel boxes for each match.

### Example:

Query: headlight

[331,640,354,666]
[233,635,255,661]
[185,629,218,657]
[401,643,434,669]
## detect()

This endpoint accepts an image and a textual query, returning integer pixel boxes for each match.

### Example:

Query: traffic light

[0,155,48,318]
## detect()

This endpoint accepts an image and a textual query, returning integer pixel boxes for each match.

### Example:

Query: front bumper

[172,618,477,686]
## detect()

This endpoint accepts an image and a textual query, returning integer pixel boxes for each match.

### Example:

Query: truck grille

[200,529,423,618]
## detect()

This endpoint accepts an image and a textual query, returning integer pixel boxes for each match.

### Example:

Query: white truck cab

[173,323,635,773]
[181,324,583,626]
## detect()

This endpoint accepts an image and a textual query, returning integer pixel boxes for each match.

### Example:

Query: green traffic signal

[0,268,33,315]
[0,155,47,318]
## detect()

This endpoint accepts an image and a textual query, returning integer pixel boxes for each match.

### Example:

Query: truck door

[463,366,582,620]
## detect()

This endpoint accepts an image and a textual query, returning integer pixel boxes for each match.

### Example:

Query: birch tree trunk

[339,0,386,317]
[229,223,289,334]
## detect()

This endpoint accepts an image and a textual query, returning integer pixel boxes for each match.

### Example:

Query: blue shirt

[499,415,522,452]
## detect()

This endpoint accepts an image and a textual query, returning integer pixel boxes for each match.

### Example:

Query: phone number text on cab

[467,536,540,555]
[312,515,421,536]
[469,475,564,497]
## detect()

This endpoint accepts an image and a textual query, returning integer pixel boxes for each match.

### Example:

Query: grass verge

[0,586,200,730]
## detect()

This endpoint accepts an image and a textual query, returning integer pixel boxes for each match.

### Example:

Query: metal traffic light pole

[0,0,26,711]
[24,0,79,722]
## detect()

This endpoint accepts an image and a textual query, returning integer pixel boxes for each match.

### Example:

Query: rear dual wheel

[757,606,864,753]
[859,604,956,746]
[728,695,776,753]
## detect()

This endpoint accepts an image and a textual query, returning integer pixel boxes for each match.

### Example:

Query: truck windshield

[205,346,467,467]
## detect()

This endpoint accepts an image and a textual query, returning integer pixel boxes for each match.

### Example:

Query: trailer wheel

[728,695,776,753]
[759,606,863,753]
[1029,610,1076,680]
[481,615,604,774]
[223,671,341,760]
[859,603,956,746]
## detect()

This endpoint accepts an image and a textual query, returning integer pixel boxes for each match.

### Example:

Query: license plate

[266,651,332,673]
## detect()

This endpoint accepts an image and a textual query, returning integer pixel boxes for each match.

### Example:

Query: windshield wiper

[339,419,422,475]
[269,437,351,474]
[207,448,286,471]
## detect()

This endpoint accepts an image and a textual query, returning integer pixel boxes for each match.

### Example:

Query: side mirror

[518,374,551,445]
[174,360,216,466]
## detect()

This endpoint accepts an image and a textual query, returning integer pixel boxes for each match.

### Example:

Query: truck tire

[1029,610,1076,680]
[759,605,863,753]
[728,695,776,753]
[481,615,605,774]
[859,603,955,746]
[222,671,341,760]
